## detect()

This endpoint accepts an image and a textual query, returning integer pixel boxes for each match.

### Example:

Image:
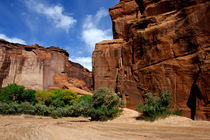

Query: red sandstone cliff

[93,0,210,120]
[0,39,92,95]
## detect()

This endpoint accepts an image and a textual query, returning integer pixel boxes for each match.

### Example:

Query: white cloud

[0,34,26,44]
[70,57,92,71]
[82,8,113,52]
[24,0,76,32]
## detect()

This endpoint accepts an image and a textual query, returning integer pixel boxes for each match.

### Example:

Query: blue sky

[0,0,120,71]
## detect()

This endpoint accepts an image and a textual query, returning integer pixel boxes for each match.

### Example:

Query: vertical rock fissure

[135,0,145,15]
[0,50,11,87]
[187,68,201,120]
[132,39,135,64]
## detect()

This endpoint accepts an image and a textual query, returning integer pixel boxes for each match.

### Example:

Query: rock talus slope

[0,39,92,94]
[92,0,210,120]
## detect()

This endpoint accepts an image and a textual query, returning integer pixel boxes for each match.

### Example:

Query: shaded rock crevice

[0,48,10,87]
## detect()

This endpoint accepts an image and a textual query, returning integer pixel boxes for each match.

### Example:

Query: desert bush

[34,104,51,116]
[61,104,82,117]
[0,83,24,103]
[136,89,173,121]
[77,95,93,117]
[0,101,13,114]
[35,91,54,106]
[22,89,37,104]
[18,102,36,115]
[90,87,124,121]
[62,89,80,105]
[79,95,92,103]
[50,89,65,107]
[50,108,64,119]
[35,89,80,107]
[0,84,37,105]
[50,89,80,107]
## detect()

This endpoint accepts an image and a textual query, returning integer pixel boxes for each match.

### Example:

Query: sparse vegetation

[136,89,180,121]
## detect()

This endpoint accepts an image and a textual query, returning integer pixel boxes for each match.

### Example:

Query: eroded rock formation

[93,0,210,120]
[0,39,92,94]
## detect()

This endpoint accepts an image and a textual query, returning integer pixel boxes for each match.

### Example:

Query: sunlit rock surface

[93,0,210,120]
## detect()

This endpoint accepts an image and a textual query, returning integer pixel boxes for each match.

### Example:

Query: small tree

[136,89,173,121]
[22,89,37,104]
[90,87,124,121]
[0,83,24,103]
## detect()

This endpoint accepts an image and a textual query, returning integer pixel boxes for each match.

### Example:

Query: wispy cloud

[24,0,76,32]
[0,34,26,44]
[82,8,112,52]
[70,57,92,71]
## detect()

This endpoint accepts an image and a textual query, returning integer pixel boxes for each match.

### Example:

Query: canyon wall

[93,0,210,120]
[0,39,92,94]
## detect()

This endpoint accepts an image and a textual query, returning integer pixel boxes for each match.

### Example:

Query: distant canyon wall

[0,39,92,93]
[93,0,210,120]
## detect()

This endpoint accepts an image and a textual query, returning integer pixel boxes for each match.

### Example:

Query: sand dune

[0,109,210,140]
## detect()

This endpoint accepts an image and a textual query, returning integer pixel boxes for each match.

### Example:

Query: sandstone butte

[0,39,92,95]
[92,0,210,120]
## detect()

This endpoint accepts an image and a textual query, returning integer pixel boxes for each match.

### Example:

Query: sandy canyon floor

[0,109,210,140]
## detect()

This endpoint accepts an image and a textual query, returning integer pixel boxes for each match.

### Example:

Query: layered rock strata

[0,39,92,94]
[93,0,210,120]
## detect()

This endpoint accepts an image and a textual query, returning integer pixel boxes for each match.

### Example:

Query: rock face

[0,39,92,94]
[93,0,210,120]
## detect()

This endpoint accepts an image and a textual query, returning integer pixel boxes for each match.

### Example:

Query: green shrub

[35,91,54,105]
[79,95,92,103]
[50,90,65,107]
[62,89,80,105]
[0,83,24,103]
[34,104,51,116]
[9,102,21,114]
[50,108,64,119]
[35,89,80,107]
[18,102,36,115]
[50,89,80,107]
[0,102,36,115]
[61,104,82,117]
[90,87,124,121]
[22,89,37,104]
[0,101,13,114]
[136,89,173,121]
[0,84,36,105]
[77,95,93,117]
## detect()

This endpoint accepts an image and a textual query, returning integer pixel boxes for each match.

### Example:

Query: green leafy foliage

[79,95,92,103]
[0,83,24,103]
[62,89,80,105]
[35,91,54,106]
[0,84,124,121]
[34,104,52,116]
[22,89,37,104]
[0,84,36,104]
[35,89,80,107]
[50,108,64,119]
[90,87,124,121]
[136,89,173,121]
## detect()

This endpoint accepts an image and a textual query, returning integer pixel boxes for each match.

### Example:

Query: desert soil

[0,108,210,140]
